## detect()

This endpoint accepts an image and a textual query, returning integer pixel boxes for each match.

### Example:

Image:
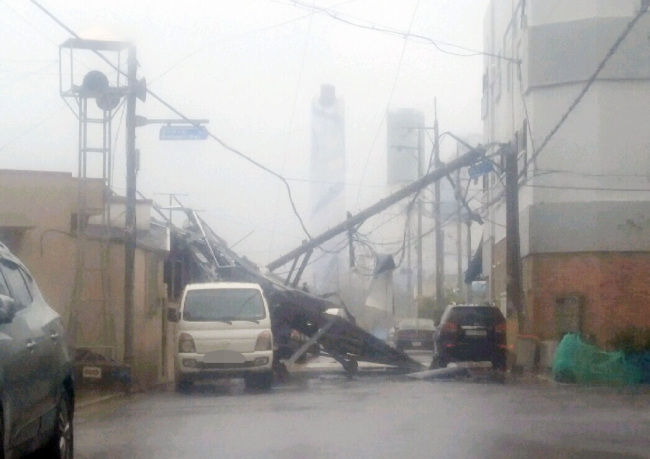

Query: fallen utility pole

[268,146,485,272]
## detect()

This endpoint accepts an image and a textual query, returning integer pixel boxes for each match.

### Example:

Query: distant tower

[386,109,424,187]
[310,85,346,294]
[385,109,424,318]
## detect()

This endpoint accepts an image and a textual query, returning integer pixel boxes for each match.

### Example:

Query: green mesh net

[552,333,641,385]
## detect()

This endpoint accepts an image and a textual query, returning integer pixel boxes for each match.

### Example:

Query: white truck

[168,282,274,391]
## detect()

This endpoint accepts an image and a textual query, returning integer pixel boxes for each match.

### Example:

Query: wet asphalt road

[74,365,650,459]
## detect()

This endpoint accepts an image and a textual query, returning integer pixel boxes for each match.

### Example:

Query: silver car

[0,242,74,458]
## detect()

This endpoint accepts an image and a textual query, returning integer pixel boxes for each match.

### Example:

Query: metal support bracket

[285,316,337,366]
[290,250,312,288]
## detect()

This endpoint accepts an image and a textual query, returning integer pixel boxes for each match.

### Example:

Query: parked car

[392,318,435,351]
[0,241,74,458]
[168,282,274,391]
[431,304,507,370]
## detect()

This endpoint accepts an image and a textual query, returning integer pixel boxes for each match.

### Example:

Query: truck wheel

[342,359,358,378]
[175,376,193,393]
[244,372,273,390]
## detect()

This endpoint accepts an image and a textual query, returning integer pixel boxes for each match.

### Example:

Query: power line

[353,0,421,210]
[272,236,349,276]
[522,183,650,193]
[150,15,312,85]
[0,0,60,47]
[479,4,650,221]
[359,211,457,248]
[476,175,650,218]
[276,0,518,62]
[268,9,315,263]
[362,187,421,268]
[284,176,385,188]
[29,0,313,241]
[530,168,650,180]
[523,1,649,174]
[517,62,536,166]
[0,107,66,153]
[110,102,128,188]
[149,0,361,85]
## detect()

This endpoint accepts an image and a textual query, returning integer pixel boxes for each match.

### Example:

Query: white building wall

[482,0,650,293]
[310,85,346,294]
[528,0,638,26]
[529,82,650,206]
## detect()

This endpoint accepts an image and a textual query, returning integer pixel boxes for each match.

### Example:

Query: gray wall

[527,16,650,90]
[521,201,650,256]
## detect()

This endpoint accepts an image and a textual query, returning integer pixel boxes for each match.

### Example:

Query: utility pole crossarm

[267,146,485,272]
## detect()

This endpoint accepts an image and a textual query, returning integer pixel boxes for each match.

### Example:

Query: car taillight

[441,322,458,334]
[255,330,273,351]
[178,333,196,353]
[495,323,507,334]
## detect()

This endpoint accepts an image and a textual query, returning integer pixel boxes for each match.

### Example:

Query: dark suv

[431,304,507,370]
[0,242,74,458]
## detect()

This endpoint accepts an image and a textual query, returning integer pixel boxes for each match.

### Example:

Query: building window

[555,296,583,339]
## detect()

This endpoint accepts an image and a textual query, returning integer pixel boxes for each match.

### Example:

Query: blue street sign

[159,125,208,140]
[468,159,493,179]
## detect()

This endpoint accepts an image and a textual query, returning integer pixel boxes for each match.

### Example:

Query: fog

[0,0,487,266]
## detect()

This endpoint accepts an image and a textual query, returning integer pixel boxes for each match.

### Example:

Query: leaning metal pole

[267,146,485,272]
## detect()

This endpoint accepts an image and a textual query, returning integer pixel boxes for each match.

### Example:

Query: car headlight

[178,333,196,353]
[255,330,273,351]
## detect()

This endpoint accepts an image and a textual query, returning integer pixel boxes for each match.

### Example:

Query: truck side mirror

[166,307,181,323]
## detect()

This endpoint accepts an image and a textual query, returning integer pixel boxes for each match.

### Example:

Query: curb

[290,366,412,378]
[76,392,125,409]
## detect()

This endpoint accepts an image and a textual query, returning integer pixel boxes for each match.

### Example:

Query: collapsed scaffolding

[162,145,486,376]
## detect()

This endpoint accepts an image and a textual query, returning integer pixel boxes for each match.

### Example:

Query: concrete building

[482,0,650,347]
[310,85,346,295]
[0,169,170,389]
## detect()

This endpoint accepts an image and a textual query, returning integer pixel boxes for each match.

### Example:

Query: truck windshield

[183,288,265,322]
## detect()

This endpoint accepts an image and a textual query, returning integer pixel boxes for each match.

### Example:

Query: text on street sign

[159,125,208,140]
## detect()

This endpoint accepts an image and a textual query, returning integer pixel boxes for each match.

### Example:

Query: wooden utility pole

[505,141,525,333]
[456,146,463,295]
[416,127,424,300]
[406,208,412,308]
[124,44,137,392]
[434,102,445,311]
[466,220,472,303]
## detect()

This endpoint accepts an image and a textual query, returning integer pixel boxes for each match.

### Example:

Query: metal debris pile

[171,208,424,375]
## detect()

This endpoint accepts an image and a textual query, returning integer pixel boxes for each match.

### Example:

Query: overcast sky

[0,0,488,266]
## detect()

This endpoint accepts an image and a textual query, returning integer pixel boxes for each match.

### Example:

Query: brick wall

[524,252,650,347]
